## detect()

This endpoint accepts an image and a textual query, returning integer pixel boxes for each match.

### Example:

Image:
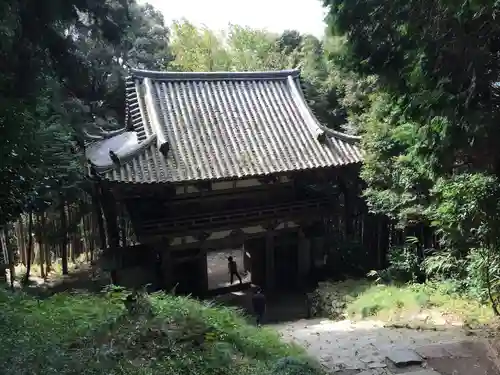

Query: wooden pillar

[297,228,311,287]
[158,240,173,291]
[200,250,209,296]
[100,186,120,284]
[265,230,275,290]
[91,181,107,251]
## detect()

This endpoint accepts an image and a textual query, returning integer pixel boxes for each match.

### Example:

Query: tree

[169,21,351,130]
[0,0,130,225]
[226,25,286,70]
[323,0,500,309]
[0,0,171,280]
[170,20,231,71]
[323,0,500,220]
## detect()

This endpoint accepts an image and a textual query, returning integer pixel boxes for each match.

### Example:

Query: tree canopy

[324,0,500,306]
[323,0,500,223]
[0,0,171,225]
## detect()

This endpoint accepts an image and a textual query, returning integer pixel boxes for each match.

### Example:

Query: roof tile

[87,69,363,183]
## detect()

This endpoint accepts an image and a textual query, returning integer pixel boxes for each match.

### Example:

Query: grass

[0,287,323,375]
[314,279,495,327]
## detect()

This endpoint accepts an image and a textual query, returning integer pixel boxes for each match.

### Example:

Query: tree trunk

[22,210,34,284]
[81,209,89,263]
[45,217,53,274]
[17,218,26,266]
[38,213,46,279]
[60,201,69,275]
[3,226,15,288]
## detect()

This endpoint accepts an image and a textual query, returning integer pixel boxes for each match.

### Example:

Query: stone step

[386,348,423,367]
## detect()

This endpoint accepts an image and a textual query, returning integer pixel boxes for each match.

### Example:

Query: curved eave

[103,162,363,187]
[289,74,362,144]
[86,133,157,173]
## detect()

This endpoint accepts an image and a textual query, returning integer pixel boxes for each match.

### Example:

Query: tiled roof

[86,69,363,184]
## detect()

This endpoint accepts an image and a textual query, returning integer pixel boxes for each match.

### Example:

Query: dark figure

[228,256,242,284]
[252,287,266,326]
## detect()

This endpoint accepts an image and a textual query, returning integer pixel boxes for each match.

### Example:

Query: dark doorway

[172,256,206,296]
[274,232,298,290]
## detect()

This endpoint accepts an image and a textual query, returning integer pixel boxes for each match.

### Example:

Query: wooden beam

[135,206,326,239]
[265,229,275,290]
[138,199,328,230]
[143,226,299,252]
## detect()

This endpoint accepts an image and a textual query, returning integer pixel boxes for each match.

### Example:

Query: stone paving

[273,319,500,375]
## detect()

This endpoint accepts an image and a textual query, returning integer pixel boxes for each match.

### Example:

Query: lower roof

[85,69,363,184]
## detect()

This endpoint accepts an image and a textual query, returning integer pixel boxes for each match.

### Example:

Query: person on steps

[228,256,242,284]
[252,287,266,326]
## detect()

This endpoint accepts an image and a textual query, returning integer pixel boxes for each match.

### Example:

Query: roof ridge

[129,68,301,81]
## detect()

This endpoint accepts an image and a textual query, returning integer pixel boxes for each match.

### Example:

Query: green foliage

[324,0,500,223]
[0,0,173,226]
[311,280,493,325]
[422,251,468,283]
[0,0,133,223]
[428,173,500,248]
[347,284,429,320]
[324,0,500,312]
[168,20,364,131]
[0,288,319,375]
[368,236,421,284]
[270,356,323,375]
[464,248,500,309]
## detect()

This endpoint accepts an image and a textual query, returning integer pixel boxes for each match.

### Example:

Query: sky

[140,0,328,38]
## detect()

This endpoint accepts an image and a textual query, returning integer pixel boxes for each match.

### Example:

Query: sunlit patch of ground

[273,318,483,373]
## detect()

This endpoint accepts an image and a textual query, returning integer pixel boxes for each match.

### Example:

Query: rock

[367,362,387,369]
[386,348,423,367]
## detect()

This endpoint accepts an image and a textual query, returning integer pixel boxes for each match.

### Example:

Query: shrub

[368,236,421,285]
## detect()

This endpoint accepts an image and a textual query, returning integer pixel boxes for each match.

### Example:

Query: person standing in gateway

[227,256,243,284]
